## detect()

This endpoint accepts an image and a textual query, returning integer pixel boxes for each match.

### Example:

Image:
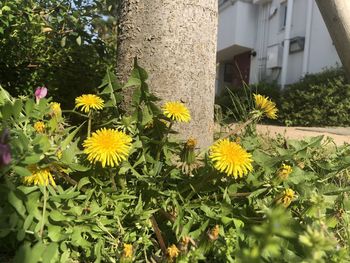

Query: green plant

[0,63,350,262]
[280,67,350,126]
[215,81,280,125]
[0,0,118,110]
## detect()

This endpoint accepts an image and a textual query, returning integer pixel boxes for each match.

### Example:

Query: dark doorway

[232,51,251,87]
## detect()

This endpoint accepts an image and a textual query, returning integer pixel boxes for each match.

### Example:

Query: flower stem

[111,171,117,191]
[87,112,92,138]
[40,186,47,238]
[198,116,257,157]
[220,117,255,141]
[156,122,173,161]
[150,215,167,255]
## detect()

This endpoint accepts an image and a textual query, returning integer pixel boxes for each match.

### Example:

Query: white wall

[217,1,258,52]
[252,0,340,85]
[286,0,307,84]
[218,2,239,51]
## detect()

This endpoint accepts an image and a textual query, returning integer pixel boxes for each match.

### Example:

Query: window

[279,2,287,30]
[224,63,234,83]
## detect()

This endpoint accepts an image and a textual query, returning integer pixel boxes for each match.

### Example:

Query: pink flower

[0,129,11,167]
[35,86,47,102]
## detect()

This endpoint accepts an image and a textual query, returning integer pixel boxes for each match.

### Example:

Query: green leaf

[76,36,82,45]
[12,99,23,119]
[8,191,26,218]
[61,36,66,47]
[16,229,26,241]
[42,243,59,263]
[48,224,64,242]
[141,106,153,125]
[124,77,141,89]
[23,214,34,230]
[13,166,32,177]
[77,177,90,190]
[99,68,121,107]
[94,239,103,263]
[25,99,35,116]
[131,86,142,105]
[49,210,68,222]
[61,124,83,150]
[0,85,12,105]
[1,101,12,120]
[13,242,32,263]
[23,154,43,164]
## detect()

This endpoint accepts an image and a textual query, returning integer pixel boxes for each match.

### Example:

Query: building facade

[216,0,341,95]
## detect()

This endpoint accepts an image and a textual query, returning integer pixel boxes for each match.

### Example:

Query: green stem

[62,110,89,118]
[111,171,117,191]
[156,122,173,161]
[198,115,258,157]
[87,112,92,138]
[40,186,47,238]
[220,116,256,141]
[117,174,126,191]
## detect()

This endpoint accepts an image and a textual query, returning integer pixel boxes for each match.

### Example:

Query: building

[216,0,341,95]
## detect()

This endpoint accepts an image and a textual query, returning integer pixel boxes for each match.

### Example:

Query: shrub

[0,0,118,110]
[280,68,350,126]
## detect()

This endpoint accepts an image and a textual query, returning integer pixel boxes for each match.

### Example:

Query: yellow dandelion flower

[23,165,56,187]
[208,225,220,241]
[50,102,61,116]
[123,244,133,258]
[278,188,295,207]
[277,164,292,180]
[163,101,191,122]
[253,94,278,119]
[75,94,104,113]
[83,128,132,168]
[34,121,45,133]
[167,244,180,260]
[209,139,253,178]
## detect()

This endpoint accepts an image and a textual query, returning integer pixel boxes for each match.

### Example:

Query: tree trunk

[315,0,350,79]
[117,0,218,148]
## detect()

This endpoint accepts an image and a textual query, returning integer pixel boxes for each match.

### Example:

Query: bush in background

[280,67,350,126]
[0,0,118,110]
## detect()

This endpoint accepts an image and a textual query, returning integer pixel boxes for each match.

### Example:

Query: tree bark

[117,0,218,148]
[315,0,350,79]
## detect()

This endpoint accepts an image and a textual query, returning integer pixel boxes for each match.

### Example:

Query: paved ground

[223,124,350,145]
[256,125,350,145]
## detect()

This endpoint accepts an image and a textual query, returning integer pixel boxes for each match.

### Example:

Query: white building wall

[217,0,341,91]
[217,2,239,51]
[286,0,307,84]
[217,1,258,57]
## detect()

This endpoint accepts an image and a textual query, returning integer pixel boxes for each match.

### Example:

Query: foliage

[215,82,280,124]
[1,63,350,262]
[216,68,350,127]
[0,0,118,110]
[279,68,350,126]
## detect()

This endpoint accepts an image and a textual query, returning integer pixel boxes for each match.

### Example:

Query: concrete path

[256,125,350,145]
[220,124,350,145]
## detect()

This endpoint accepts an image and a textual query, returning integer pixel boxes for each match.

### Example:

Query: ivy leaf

[76,36,82,46]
